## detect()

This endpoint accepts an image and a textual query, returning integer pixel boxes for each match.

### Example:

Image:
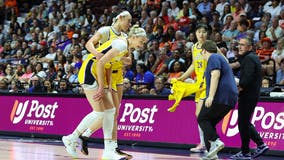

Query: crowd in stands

[0,0,284,96]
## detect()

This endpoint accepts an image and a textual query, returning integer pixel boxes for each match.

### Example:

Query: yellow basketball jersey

[192,43,207,83]
[78,37,127,86]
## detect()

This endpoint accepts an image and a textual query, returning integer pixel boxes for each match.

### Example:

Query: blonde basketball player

[78,11,133,158]
[62,25,147,160]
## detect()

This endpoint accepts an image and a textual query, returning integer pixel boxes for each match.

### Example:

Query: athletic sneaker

[230,151,242,159]
[116,147,133,159]
[230,152,252,160]
[201,154,218,160]
[207,138,224,158]
[62,135,78,158]
[190,144,206,153]
[78,135,89,155]
[102,150,128,160]
[251,143,269,158]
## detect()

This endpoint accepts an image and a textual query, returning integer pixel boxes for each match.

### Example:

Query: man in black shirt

[230,38,269,160]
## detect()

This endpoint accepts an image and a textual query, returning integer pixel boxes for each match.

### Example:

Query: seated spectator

[214,32,228,50]
[271,37,284,71]
[9,79,21,93]
[27,75,44,93]
[152,46,170,76]
[232,2,246,22]
[69,65,79,84]
[167,49,185,72]
[256,37,275,61]
[145,53,157,72]
[276,58,284,85]
[265,17,283,43]
[123,65,135,82]
[222,20,239,48]
[168,61,185,83]
[4,64,15,83]
[236,19,249,40]
[123,78,135,95]
[262,77,272,88]
[13,64,24,80]
[253,23,268,45]
[263,0,282,19]
[133,63,155,94]
[57,79,73,94]
[43,79,58,94]
[0,78,9,92]
[19,64,34,83]
[46,61,57,81]
[150,76,171,96]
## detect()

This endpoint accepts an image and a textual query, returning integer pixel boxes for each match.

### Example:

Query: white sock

[114,140,118,148]
[76,111,104,134]
[104,139,115,152]
[198,124,205,145]
[103,108,116,139]
[70,130,80,140]
[82,128,93,137]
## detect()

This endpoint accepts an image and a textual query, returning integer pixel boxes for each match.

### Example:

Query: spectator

[168,0,180,20]
[272,37,284,70]
[140,10,150,29]
[8,79,20,93]
[43,79,57,93]
[178,8,191,36]
[214,32,228,50]
[263,0,282,19]
[150,76,171,96]
[265,17,283,43]
[232,2,246,22]
[197,0,212,17]
[220,5,232,24]
[256,37,274,61]
[222,20,239,48]
[236,19,249,40]
[167,49,185,72]
[123,78,135,95]
[167,61,185,83]
[221,14,234,33]
[0,78,8,92]
[145,53,157,72]
[253,23,268,45]
[46,61,57,81]
[216,0,229,17]
[152,46,170,76]
[27,75,44,93]
[19,64,34,83]
[276,58,284,85]
[57,79,73,94]
[133,63,155,94]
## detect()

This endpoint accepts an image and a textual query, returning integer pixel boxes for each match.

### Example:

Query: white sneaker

[190,144,206,153]
[102,150,128,160]
[62,135,78,158]
[201,154,219,160]
[207,138,224,158]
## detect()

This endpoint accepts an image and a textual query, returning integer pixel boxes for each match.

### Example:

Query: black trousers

[198,103,232,151]
[238,97,264,153]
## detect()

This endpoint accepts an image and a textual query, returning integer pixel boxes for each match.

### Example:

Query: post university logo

[222,106,284,138]
[221,110,239,137]
[10,100,59,126]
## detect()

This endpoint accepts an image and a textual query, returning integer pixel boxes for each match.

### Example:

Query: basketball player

[62,25,148,160]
